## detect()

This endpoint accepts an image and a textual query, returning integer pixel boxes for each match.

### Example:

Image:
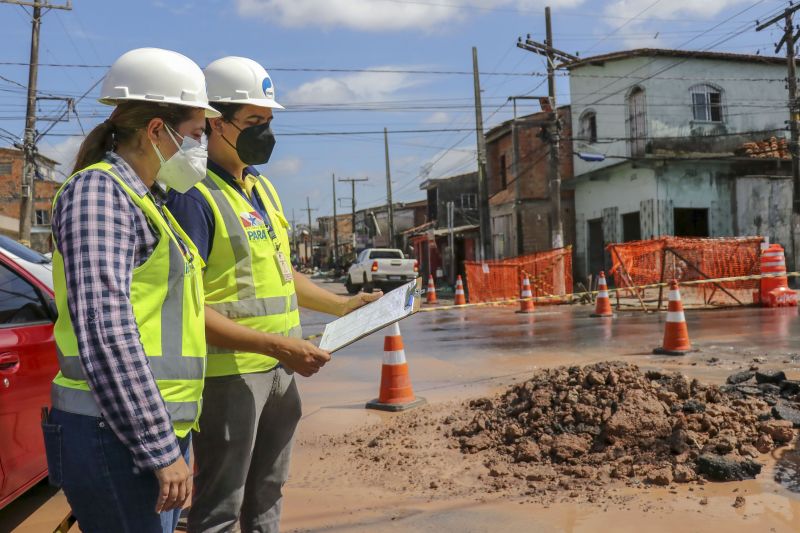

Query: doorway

[622,211,641,242]
[674,208,709,237]
[587,218,605,275]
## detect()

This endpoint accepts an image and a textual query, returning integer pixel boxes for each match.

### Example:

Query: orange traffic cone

[591,271,614,317]
[425,274,438,305]
[366,322,426,412]
[653,280,691,356]
[454,275,467,305]
[517,276,535,314]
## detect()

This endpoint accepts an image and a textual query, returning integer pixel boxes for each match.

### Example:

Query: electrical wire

[581,0,664,55]
[573,0,780,108]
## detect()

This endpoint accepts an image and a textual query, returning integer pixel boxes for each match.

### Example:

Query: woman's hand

[340,291,382,316]
[154,455,192,513]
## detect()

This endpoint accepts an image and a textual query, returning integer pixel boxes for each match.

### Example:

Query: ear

[208,117,225,136]
[145,117,166,144]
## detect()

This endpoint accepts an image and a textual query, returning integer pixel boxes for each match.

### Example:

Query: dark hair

[72,101,196,174]
[205,102,242,135]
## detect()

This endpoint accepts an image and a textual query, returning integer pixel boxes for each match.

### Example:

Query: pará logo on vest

[240,211,268,241]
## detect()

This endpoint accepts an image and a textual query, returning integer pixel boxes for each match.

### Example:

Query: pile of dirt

[320,362,798,503]
[450,362,797,486]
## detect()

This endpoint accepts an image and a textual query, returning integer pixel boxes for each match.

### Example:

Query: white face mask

[151,125,208,193]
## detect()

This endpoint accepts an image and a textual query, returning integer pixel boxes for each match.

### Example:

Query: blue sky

[0,0,793,222]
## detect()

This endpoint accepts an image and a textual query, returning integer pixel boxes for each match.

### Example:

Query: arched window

[691,84,723,122]
[627,86,646,157]
[579,110,597,143]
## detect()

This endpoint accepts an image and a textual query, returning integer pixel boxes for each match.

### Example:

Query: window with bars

[0,162,12,175]
[691,84,723,122]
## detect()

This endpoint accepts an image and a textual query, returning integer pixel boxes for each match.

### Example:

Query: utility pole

[517,6,578,250]
[544,7,562,250]
[384,127,395,248]
[447,201,455,284]
[758,5,800,274]
[338,177,368,250]
[302,197,317,267]
[1,0,72,244]
[472,47,492,260]
[331,173,339,268]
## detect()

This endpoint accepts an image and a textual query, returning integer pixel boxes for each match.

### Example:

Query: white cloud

[420,145,476,180]
[423,111,451,125]
[605,0,753,20]
[39,136,83,181]
[601,0,755,48]
[269,156,303,176]
[285,67,425,105]
[236,0,585,32]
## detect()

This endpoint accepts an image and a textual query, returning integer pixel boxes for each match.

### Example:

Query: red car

[0,238,59,510]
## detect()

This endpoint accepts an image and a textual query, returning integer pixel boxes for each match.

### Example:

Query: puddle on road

[775,447,800,493]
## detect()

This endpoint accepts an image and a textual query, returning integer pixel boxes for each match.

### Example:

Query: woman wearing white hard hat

[167,56,379,532]
[42,48,217,532]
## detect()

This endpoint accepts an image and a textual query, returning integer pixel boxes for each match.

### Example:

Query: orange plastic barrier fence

[607,237,764,307]
[464,247,573,303]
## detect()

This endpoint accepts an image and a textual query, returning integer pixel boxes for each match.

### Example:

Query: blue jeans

[42,408,190,533]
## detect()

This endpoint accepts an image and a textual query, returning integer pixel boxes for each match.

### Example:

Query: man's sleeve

[166,188,215,262]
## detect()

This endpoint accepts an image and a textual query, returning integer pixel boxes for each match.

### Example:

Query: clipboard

[318,278,422,353]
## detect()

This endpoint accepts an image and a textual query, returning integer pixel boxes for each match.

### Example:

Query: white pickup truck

[345,248,419,294]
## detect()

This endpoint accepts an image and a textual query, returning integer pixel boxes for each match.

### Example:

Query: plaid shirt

[52,152,180,470]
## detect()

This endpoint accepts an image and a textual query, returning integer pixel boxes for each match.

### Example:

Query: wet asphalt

[3,281,799,532]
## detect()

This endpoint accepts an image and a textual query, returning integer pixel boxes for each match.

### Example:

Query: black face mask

[225,121,276,166]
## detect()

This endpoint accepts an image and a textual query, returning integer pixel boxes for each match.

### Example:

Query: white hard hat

[99,48,220,118]
[204,56,284,110]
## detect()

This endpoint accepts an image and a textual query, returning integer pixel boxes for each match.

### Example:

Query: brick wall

[0,148,60,251]
[487,106,574,204]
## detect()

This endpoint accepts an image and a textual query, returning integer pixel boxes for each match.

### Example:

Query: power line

[363,0,725,22]
[582,0,664,55]
[0,0,73,244]
[0,61,545,77]
[575,0,779,108]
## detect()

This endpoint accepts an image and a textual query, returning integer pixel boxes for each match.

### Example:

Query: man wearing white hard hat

[42,48,215,532]
[167,57,379,532]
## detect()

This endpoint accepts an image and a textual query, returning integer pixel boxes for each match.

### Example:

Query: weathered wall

[573,161,736,277]
[569,56,787,177]
[735,176,793,268]
[434,172,479,228]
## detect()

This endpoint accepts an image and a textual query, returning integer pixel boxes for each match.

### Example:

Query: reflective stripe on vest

[51,382,199,421]
[194,170,300,377]
[208,293,298,320]
[201,175,258,300]
[51,162,206,436]
[56,345,206,382]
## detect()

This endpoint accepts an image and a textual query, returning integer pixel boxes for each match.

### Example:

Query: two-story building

[408,171,480,283]
[317,200,428,269]
[565,49,791,276]
[0,147,61,252]
[485,106,576,259]
[316,213,354,268]
[353,199,428,250]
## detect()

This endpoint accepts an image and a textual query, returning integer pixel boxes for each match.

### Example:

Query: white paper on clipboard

[318,278,422,353]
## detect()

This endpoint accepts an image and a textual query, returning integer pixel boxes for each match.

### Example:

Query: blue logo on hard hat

[262,77,273,95]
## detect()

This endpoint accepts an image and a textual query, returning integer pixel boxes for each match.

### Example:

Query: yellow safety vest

[51,162,206,437]
[193,169,301,377]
